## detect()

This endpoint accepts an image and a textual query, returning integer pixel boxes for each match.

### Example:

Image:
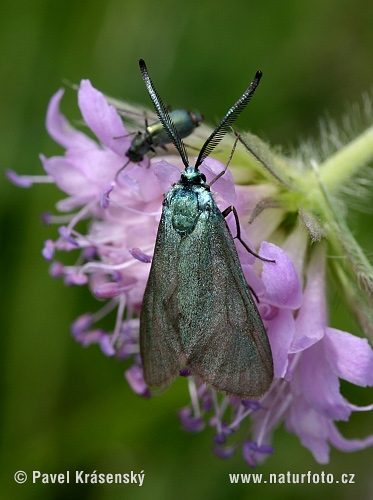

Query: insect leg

[115,159,131,181]
[113,130,138,139]
[208,134,240,187]
[222,205,275,264]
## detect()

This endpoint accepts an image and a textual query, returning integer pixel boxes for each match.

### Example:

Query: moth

[139,59,273,399]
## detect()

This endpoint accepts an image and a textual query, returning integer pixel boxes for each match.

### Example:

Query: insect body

[139,59,273,399]
[125,109,203,164]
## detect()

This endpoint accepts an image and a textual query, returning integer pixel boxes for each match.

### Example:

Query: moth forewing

[140,176,273,399]
[139,196,182,388]
[175,190,273,399]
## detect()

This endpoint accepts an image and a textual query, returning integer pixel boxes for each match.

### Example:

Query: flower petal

[286,396,331,463]
[200,158,237,206]
[40,154,97,198]
[242,264,265,294]
[46,88,96,150]
[299,341,351,420]
[291,245,326,352]
[78,79,130,156]
[260,242,302,309]
[324,327,373,386]
[125,365,150,397]
[266,308,295,378]
[154,159,181,192]
[328,421,373,452]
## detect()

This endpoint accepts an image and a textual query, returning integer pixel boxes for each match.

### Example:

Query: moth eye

[162,198,169,207]
[206,203,211,211]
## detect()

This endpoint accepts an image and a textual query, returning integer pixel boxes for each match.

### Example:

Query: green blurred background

[1,0,373,499]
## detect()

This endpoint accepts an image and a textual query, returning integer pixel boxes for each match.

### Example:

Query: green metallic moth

[139,59,273,400]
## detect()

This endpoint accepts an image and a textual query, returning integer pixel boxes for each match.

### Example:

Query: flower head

[8,78,373,467]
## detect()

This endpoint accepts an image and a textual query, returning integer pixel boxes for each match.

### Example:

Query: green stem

[318,124,373,190]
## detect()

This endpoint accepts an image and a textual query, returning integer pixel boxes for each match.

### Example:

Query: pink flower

[8,79,373,468]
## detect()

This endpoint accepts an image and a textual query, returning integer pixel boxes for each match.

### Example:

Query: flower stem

[318,124,373,190]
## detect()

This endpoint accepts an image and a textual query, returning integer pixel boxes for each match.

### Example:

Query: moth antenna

[195,70,262,170]
[139,59,189,169]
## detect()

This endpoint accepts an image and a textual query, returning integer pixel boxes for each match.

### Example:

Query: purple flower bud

[214,433,227,444]
[65,273,89,286]
[242,441,273,468]
[41,212,52,225]
[49,261,64,278]
[241,400,261,411]
[179,368,191,377]
[71,314,93,337]
[213,445,235,459]
[74,329,103,347]
[42,239,55,261]
[129,247,152,263]
[125,365,150,398]
[6,169,33,188]
[58,226,79,246]
[245,441,274,454]
[83,246,97,259]
[94,282,122,298]
[99,334,116,357]
[178,408,205,432]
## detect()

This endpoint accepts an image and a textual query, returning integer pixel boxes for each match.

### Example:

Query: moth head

[180,167,207,186]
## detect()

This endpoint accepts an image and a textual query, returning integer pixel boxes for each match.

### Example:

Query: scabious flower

[7,78,373,467]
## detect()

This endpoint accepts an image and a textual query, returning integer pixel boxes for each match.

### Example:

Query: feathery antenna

[139,59,189,169]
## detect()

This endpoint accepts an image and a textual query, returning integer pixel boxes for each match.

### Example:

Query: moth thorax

[171,190,199,235]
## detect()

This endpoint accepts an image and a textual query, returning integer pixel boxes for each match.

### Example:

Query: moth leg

[222,205,275,264]
[208,134,240,187]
